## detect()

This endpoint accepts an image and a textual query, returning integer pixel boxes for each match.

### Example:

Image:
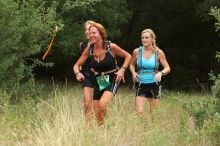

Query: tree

[35,0,131,79]
[121,0,220,90]
[0,0,60,100]
[210,7,220,99]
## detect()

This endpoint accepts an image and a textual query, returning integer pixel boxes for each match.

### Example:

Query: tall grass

[0,83,218,146]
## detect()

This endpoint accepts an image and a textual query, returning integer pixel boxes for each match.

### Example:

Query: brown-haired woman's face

[85,24,91,40]
[89,26,102,43]
[141,32,153,47]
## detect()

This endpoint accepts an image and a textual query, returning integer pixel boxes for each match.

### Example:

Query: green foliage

[38,0,131,79]
[119,0,220,90]
[0,89,40,141]
[208,112,220,144]
[0,0,60,101]
[1,87,218,145]
[210,7,220,32]
[182,97,217,127]
[196,0,220,21]
[44,0,131,56]
[207,8,220,144]
[210,7,220,99]
[171,92,220,145]
[210,73,220,99]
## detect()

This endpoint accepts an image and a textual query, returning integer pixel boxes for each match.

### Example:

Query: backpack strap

[106,40,115,57]
[89,40,119,76]
[80,41,88,53]
[138,46,159,74]
[89,43,94,57]
[106,40,119,70]
[89,40,113,57]
[79,42,83,53]
[153,49,159,72]
[137,46,143,73]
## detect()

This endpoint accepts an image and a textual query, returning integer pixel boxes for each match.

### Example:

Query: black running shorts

[136,82,161,99]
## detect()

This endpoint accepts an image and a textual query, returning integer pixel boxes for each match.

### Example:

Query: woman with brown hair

[73,22,131,126]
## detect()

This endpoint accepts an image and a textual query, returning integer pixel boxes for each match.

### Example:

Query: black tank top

[90,43,117,73]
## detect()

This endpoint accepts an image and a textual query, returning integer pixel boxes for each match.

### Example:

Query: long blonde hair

[84,20,95,28]
[141,29,159,51]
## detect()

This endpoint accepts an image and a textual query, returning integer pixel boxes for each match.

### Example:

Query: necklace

[94,56,100,63]
[94,55,100,63]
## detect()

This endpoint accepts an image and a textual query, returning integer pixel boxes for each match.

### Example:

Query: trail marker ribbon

[42,26,59,61]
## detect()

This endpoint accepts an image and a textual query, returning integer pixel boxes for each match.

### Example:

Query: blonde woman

[74,22,131,126]
[78,20,95,122]
[130,29,170,116]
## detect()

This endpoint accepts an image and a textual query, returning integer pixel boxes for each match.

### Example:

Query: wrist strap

[121,66,126,70]
[75,72,80,75]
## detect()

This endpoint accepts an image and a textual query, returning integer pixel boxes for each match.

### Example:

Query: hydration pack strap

[137,46,143,73]
[106,41,119,70]
[91,68,117,76]
[138,46,159,73]
[89,40,119,75]
[153,50,159,72]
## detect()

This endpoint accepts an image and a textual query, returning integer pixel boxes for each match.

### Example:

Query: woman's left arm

[110,43,131,83]
[154,49,171,82]
[158,49,171,75]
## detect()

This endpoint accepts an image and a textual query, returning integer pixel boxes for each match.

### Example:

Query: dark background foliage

[1,0,220,95]
[34,0,220,91]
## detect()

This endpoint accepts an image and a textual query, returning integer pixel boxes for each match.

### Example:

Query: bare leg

[83,87,94,122]
[149,98,159,113]
[135,96,148,116]
[148,98,159,122]
[93,91,113,126]
[93,100,100,125]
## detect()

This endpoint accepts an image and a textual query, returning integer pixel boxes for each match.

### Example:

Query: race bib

[96,75,111,90]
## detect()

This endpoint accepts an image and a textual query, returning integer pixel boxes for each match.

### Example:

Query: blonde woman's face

[89,26,102,43]
[85,24,91,40]
[141,32,153,47]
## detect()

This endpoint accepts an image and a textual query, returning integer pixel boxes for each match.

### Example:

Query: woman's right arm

[129,49,138,82]
[73,47,89,81]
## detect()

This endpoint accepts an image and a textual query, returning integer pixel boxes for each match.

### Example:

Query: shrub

[0,0,60,102]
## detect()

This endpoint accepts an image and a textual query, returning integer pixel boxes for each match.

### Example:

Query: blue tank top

[137,47,158,83]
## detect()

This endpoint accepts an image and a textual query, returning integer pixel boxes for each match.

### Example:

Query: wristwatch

[161,71,165,75]
[75,72,80,76]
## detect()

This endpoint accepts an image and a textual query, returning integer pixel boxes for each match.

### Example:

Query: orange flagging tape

[42,35,55,61]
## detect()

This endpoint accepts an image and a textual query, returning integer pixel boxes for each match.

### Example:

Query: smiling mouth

[90,38,96,43]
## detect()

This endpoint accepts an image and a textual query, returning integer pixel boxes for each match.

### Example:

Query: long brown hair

[89,22,107,41]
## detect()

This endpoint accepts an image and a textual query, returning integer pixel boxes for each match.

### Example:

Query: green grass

[0,83,218,146]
